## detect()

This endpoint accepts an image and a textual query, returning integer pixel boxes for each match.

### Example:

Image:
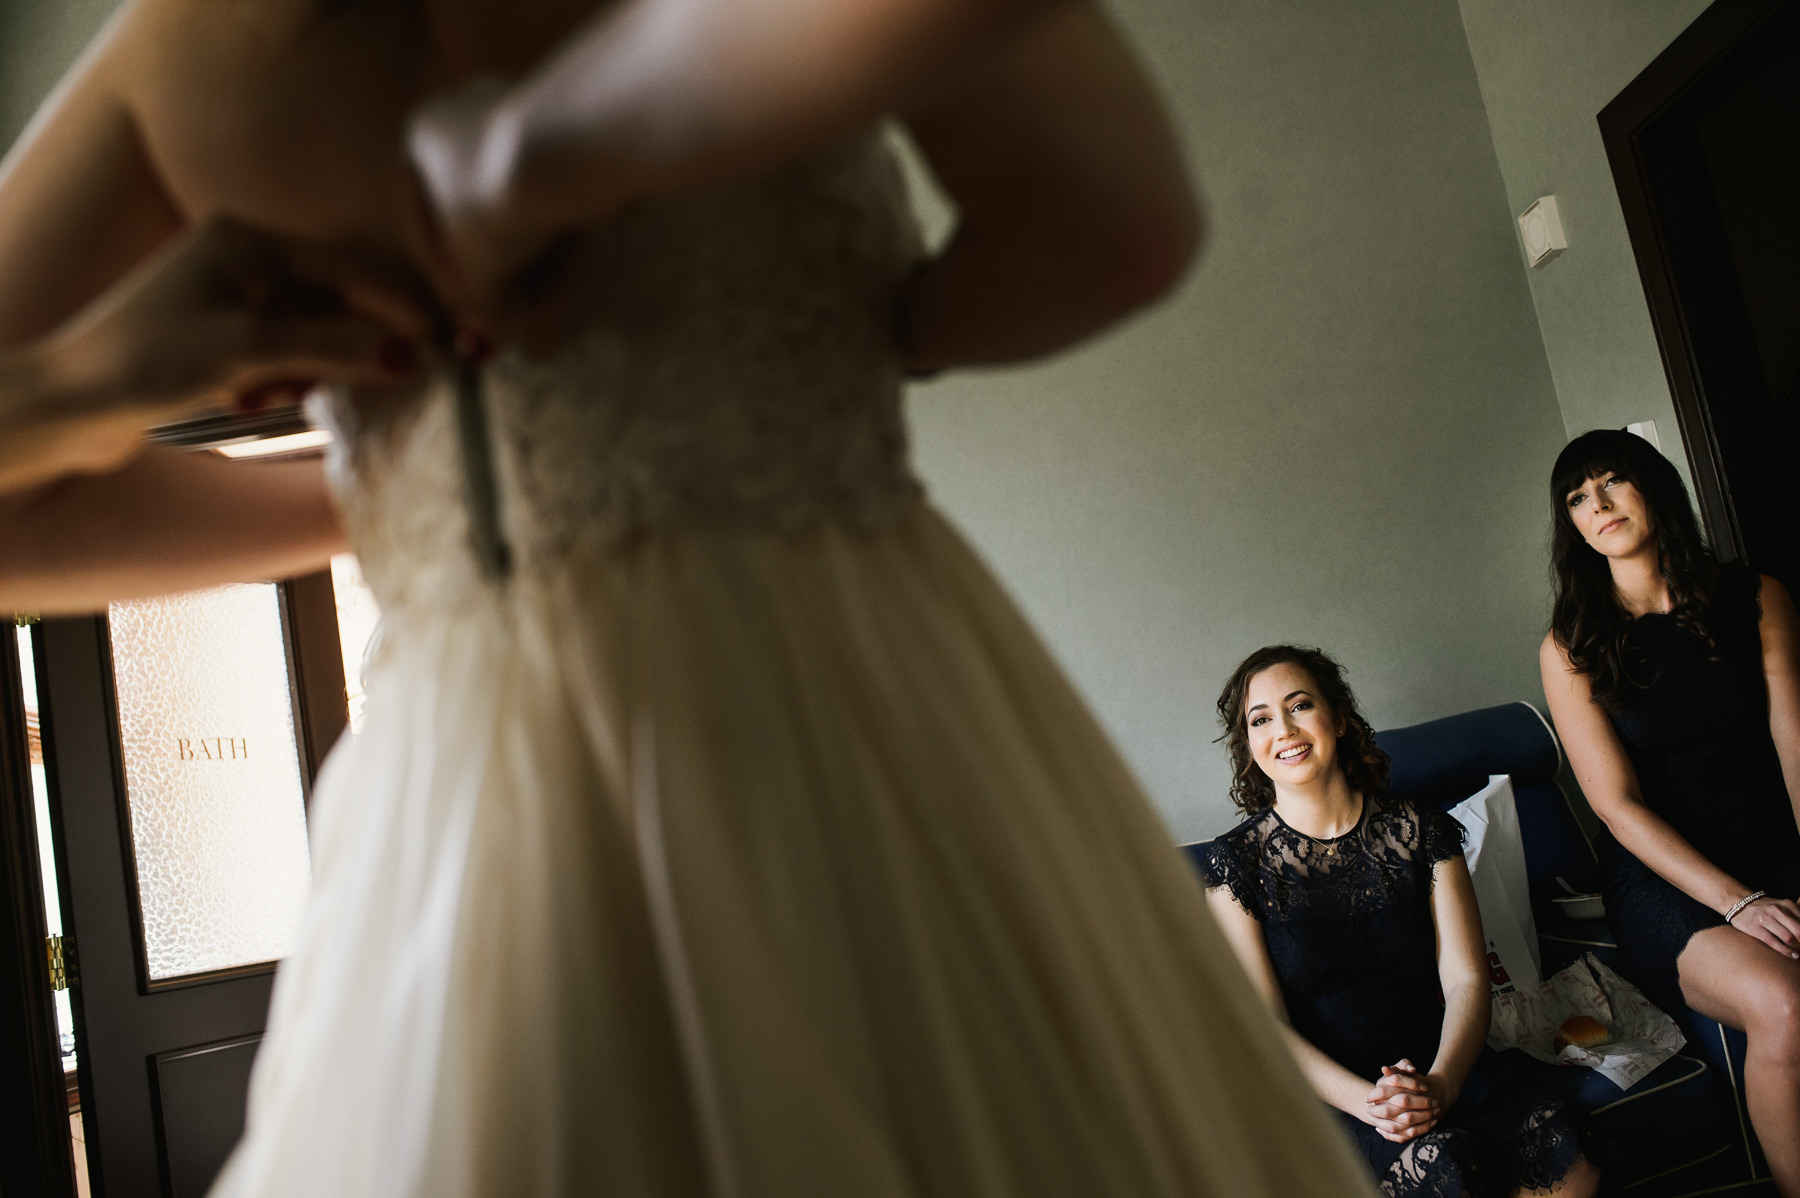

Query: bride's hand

[5,217,433,486]
[407,77,574,338]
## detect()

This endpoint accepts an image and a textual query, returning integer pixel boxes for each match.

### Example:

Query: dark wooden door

[30,571,346,1198]
[1602,0,1800,589]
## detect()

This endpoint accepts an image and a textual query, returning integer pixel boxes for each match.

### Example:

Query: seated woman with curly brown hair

[1198,644,1600,1198]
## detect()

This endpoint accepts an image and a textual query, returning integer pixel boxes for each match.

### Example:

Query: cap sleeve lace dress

[1199,793,1588,1197]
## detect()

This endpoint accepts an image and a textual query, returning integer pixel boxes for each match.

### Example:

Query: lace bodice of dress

[311,133,924,615]
[1201,793,1466,922]
[1199,794,1467,1079]
[1201,800,1587,1198]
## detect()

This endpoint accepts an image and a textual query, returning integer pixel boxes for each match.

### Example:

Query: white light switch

[1625,420,1661,450]
[1519,196,1568,267]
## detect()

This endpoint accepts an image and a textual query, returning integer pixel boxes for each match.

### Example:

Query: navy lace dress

[1199,793,1586,1197]
[1597,563,1800,1015]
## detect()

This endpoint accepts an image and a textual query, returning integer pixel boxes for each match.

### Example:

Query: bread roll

[1554,1015,1609,1051]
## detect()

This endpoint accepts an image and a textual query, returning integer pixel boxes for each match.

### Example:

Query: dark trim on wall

[282,568,349,795]
[1598,0,1793,563]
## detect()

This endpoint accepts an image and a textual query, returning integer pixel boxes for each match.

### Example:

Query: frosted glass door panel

[109,584,311,981]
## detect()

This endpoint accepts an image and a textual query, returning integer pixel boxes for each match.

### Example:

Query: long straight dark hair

[1549,429,1718,708]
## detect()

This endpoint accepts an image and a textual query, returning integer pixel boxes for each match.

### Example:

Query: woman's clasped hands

[1365,1059,1447,1143]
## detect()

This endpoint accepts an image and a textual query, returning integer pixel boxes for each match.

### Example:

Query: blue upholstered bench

[1185,701,1772,1197]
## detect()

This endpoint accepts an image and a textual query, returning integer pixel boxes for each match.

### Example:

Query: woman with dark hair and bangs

[1539,428,1800,1196]
[1200,645,1599,1198]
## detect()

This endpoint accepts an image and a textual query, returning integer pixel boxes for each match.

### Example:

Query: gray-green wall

[1455,0,1713,455]
[911,0,1569,839]
[0,0,117,149]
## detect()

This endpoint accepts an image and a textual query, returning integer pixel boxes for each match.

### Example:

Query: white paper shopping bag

[1449,775,1541,997]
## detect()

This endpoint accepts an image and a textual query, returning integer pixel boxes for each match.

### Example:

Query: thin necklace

[1279,793,1365,857]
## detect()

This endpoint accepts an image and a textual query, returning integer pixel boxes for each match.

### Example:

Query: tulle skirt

[212,503,1375,1196]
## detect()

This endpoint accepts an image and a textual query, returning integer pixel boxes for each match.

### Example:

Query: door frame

[1598,0,1794,565]
[0,623,79,1196]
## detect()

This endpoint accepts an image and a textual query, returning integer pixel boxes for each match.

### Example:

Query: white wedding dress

[212,134,1374,1197]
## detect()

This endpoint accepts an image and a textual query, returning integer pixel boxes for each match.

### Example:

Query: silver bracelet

[1723,891,1767,926]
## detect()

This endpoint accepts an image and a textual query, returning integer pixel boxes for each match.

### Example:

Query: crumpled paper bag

[1489,952,1685,1090]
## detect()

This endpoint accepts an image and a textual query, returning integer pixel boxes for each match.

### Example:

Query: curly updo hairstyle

[1215,644,1389,816]
[1549,429,1718,709]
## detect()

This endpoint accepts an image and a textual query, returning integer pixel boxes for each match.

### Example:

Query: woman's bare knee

[1720,956,1800,1063]
[1745,975,1800,1066]
[1680,928,1800,1037]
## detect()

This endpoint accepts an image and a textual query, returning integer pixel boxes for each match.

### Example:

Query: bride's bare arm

[0,219,431,495]
[0,6,417,604]
[412,0,1197,360]
[414,0,1072,233]
[0,2,182,346]
[0,449,343,615]
[898,4,1198,369]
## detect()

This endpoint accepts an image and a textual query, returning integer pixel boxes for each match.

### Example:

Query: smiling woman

[1215,644,1388,819]
[1199,645,1600,1198]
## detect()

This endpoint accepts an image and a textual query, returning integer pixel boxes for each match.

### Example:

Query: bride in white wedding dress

[0,1,1378,1194]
